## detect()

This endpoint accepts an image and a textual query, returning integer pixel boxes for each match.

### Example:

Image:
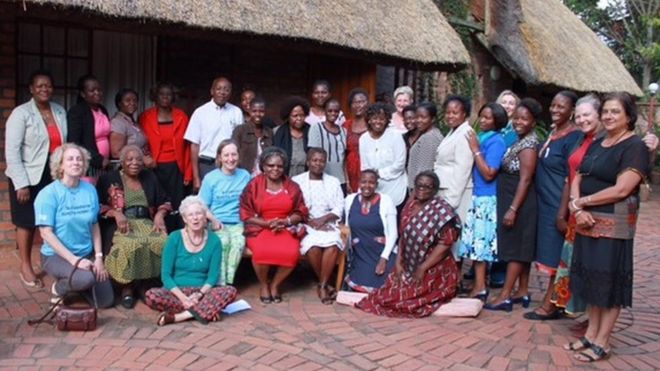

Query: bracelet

[287,216,292,226]
[95,252,103,258]
[574,210,584,217]
[473,151,482,157]
[570,199,582,211]
[508,205,517,212]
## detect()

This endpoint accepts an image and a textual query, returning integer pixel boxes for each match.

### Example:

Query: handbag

[28,258,98,331]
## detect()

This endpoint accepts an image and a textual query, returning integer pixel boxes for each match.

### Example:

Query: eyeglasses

[264,163,284,169]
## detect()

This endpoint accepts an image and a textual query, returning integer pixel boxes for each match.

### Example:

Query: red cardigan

[239,174,309,237]
[139,106,192,182]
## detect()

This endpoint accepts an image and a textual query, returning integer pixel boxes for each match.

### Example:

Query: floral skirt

[458,195,498,262]
[550,217,587,314]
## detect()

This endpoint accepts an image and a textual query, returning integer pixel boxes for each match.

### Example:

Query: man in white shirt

[184,77,244,191]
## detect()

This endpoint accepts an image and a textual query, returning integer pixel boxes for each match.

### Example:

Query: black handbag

[28,258,98,331]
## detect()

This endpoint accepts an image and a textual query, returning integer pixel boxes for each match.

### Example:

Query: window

[17,22,91,109]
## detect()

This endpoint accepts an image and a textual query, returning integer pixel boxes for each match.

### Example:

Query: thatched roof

[487,0,642,95]
[27,0,470,69]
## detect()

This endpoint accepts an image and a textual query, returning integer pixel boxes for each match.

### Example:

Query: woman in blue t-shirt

[199,139,251,285]
[458,103,507,301]
[34,143,114,308]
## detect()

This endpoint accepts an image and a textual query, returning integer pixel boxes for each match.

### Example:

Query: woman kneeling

[356,171,461,318]
[145,196,237,325]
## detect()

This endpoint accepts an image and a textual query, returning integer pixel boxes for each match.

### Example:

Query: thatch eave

[487,0,642,96]
[21,0,470,71]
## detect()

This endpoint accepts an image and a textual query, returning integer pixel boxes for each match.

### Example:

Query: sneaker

[50,282,62,305]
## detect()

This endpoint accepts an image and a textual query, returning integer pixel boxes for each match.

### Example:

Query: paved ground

[1,197,659,370]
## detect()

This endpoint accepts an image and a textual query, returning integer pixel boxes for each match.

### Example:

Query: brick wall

[0,9,17,243]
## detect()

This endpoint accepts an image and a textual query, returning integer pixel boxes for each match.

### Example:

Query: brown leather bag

[29,258,98,331]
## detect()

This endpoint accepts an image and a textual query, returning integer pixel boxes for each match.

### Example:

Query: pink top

[92,108,111,159]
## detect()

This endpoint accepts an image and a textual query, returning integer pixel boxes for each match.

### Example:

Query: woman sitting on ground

[199,139,251,285]
[344,170,398,293]
[35,143,114,308]
[356,171,461,318]
[239,147,309,303]
[96,145,170,308]
[292,148,345,304]
[145,196,237,326]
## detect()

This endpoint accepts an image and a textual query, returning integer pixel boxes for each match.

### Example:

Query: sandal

[575,343,610,362]
[272,295,282,304]
[563,336,591,351]
[260,296,273,304]
[318,284,334,305]
[157,312,175,326]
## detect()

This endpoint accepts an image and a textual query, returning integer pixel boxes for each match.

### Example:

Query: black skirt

[8,162,51,229]
[496,172,537,263]
[570,235,633,308]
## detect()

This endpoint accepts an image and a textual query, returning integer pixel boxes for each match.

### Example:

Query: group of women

[5,70,657,362]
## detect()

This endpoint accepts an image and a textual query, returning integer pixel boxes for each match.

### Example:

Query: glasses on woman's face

[414,183,434,190]
[264,163,284,169]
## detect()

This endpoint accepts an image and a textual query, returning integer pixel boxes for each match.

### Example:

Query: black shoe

[121,294,136,309]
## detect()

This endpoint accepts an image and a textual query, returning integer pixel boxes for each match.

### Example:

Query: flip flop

[157,312,175,326]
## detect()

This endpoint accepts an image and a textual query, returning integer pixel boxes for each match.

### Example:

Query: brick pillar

[0,14,17,244]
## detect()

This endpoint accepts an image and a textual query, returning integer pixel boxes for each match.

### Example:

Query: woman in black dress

[484,98,541,312]
[565,92,649,363]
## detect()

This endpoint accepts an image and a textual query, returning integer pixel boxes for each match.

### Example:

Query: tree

[564,0,660,90]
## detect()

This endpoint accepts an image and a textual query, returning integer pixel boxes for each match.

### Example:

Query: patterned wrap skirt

[458,195,498,262]
[355,256,458,318]
[145,286,237,322]
[105,218,168,284]
[550,215,587,314]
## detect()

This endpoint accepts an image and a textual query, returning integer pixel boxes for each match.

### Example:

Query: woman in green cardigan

[145,195,237,326]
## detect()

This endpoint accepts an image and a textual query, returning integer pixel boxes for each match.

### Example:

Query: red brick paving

[1,198,660,370]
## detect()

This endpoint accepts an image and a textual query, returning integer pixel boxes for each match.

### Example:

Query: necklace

[184,228,207,249]
[359,194,380,215]
[603,129,630,147]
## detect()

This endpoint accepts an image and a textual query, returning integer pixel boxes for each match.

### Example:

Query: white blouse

[359,128,408,206]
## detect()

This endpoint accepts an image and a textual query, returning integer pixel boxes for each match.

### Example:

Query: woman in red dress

[240,147,308,303]
[344,88,369,193]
